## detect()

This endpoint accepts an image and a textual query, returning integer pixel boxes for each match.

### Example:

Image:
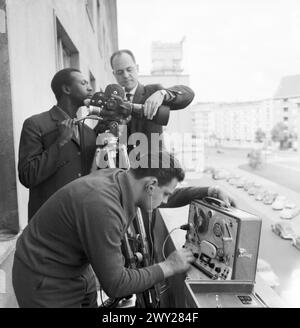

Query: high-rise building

[139,39,203,172]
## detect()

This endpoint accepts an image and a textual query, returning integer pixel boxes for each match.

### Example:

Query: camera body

[89,91,123,113]
[87,84,170,127]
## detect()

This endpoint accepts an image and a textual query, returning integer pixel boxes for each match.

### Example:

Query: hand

[57,118,76,147]
[158,248,195,278]
[102,94,132,120]
[208,185,236,207]
[143,90,165,120]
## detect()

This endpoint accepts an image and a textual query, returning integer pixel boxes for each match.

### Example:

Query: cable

[148,212,154,263]
[161,227,181,260]
[161,223,191,260]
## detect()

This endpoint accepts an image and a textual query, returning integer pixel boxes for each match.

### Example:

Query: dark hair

[110,49,136,69]
[131,151,185,186]
[51,68,81,101]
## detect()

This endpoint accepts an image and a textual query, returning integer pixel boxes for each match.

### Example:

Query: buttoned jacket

[18,106,97,220]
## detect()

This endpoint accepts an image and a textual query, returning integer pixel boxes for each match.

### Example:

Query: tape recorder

[184,197,262,281]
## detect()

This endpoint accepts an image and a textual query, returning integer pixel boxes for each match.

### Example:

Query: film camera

[85,84,170,136]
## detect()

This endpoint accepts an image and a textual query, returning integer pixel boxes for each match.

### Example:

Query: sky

[117,0,300,102]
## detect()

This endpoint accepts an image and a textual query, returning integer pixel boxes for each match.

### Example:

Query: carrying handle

[203,196,229,209]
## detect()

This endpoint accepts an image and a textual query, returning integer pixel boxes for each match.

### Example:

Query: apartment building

[191,99,274,148]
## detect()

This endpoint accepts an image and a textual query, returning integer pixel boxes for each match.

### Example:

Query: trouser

[12,256,97,308]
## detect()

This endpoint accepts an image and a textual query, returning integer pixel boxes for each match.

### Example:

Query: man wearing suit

[18,68,96,220]
[110,49,195,154]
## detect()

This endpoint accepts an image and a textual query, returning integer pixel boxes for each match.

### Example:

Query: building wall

[0,0,19,232]
[151,41,183,75]
[3,0,118,229]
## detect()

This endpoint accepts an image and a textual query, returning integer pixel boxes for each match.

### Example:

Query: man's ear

[145,177,158,193]
[61,84,71,96]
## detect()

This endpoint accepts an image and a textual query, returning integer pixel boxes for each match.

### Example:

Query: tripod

[93,121,161,308]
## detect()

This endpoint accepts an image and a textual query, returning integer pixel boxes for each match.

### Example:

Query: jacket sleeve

[18,118,66,188]
[164,85,195,110]
[159,186,209,208]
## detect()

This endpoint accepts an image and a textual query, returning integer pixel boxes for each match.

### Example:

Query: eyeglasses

[113,66,137,76]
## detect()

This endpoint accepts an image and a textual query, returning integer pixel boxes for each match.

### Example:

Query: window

[55,18,79,70]
[283,107,289,112]
[284,116,289,121]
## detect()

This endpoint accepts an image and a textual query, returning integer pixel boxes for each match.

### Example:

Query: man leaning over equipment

[12,151,235,308]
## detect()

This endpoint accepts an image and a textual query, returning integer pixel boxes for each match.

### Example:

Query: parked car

[226,173,240,181]
[228,177,239,185]
[212,169,230,180]
[272,195,287,210]
[263,192,278,205]
[271,221,295,239]
[256,258,280,289]
[243,181,254,192]
[235,178,246,188]
[280,206,300,220]
[291,236,300,251]
[248,184,262,196]
[255,189,268,201]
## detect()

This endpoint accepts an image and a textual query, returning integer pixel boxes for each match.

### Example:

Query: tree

[255,128,266,143]
[271,122,289,149]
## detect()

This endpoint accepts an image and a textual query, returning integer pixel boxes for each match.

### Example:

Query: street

[185,146,300,307]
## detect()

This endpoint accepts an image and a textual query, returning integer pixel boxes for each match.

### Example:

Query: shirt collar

[125,83,138,96]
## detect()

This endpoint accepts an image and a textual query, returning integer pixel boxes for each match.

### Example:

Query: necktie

[125,93,132,102]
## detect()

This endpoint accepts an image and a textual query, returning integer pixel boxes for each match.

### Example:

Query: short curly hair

[131,151,185,186]
[51,68,80,101]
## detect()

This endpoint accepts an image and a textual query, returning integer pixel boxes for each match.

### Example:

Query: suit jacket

[18,106,97,220]
[127,83,194,154]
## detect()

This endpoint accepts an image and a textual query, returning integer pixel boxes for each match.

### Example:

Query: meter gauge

[213,221,224,237]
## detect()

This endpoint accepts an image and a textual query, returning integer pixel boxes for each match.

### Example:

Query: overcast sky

[117,0,300,102]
